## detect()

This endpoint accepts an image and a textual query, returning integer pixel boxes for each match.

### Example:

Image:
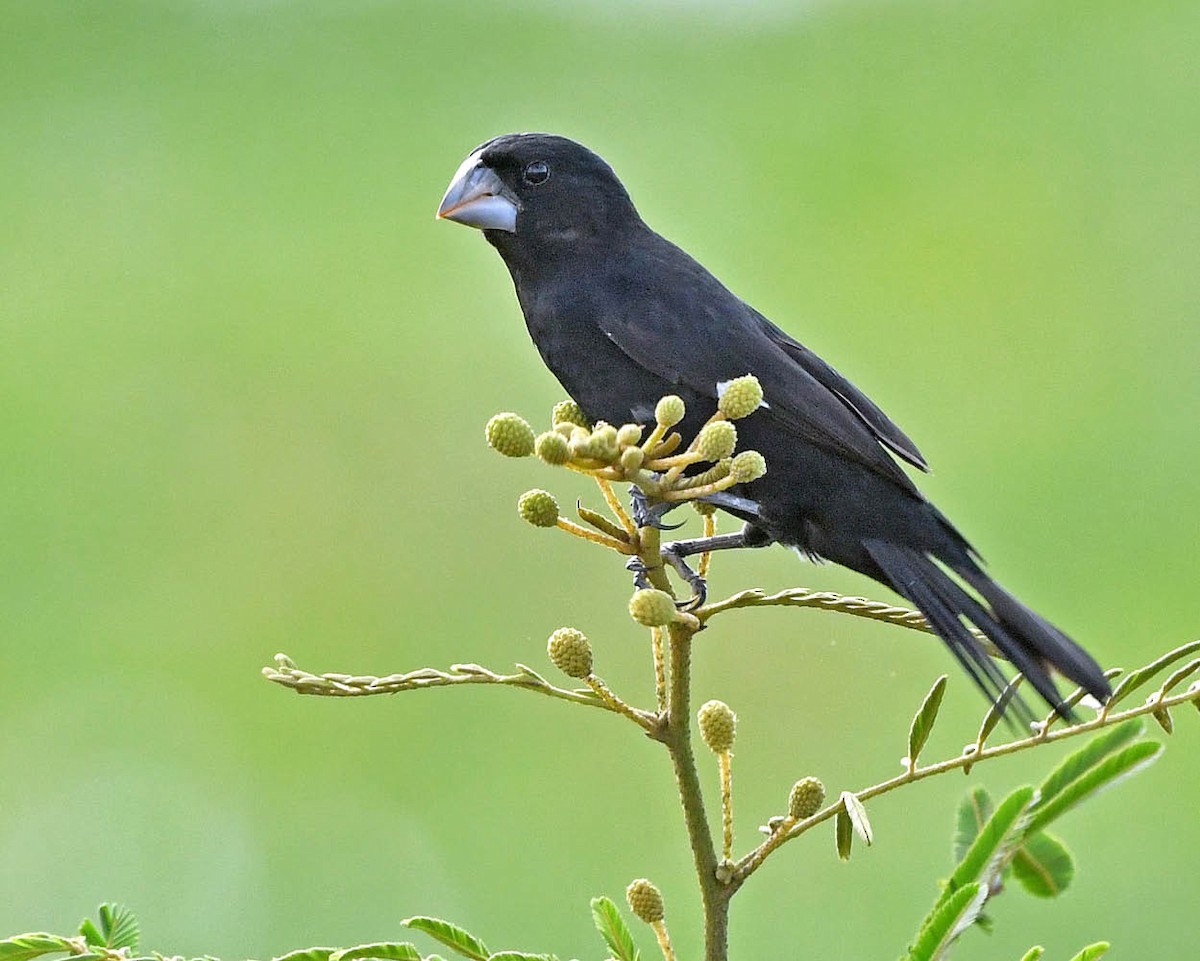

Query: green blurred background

[2,0,1197,957]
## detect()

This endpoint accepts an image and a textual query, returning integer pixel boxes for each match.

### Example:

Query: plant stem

[666,618,729,960]
[638,525,730,961]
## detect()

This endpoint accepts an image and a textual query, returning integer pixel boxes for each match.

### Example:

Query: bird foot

[663,541,707,611]
[625,552,707,611]
[629,485,684,530]
[625,555,654,593]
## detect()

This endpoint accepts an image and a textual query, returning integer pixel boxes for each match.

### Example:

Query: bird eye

[523,160,550,185]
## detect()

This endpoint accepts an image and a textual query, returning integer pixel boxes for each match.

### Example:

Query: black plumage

[437,132,1110,715]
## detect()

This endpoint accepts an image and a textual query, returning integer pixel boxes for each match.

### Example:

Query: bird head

[436,133,638,250]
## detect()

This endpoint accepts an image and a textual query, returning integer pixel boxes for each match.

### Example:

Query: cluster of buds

[484,375,768,517]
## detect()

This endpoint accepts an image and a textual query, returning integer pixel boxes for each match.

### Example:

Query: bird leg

[663,526,773,611]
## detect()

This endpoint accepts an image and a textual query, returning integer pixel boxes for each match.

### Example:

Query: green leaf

[1026,740,1163,834]
[1106,639,1200,708]
[1157,657,1200,697]
[78,920,104,949]
[96,905,139,951]
[589,897,639,961]
[906,882,987,961]
[908,674,948,767]
[0,934,72,961]
[487,953,558,961]
[1036,720,1143,810]
[1066,943,1110,961]
[840,792,873,846]
[1017,949,1044,961]
[1151,707,1174,734]
[329,944,422,961]
[953,786,994,864]
[272,949,335,961]
[972,674,1025,755]
[401,919,489,961]
[942,786,1034,908]
[835,809,853,861]
[1011,832,1075,898]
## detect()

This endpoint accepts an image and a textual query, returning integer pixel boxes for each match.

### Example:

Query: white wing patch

[716,378,770,409]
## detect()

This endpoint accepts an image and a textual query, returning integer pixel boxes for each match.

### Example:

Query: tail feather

[864,539,1110,718]
[956,565,1112,703]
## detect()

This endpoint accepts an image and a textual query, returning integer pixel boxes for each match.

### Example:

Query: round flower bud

[535,431,571,465]
[655,395,686,428]
[617,423,643,447]
[547,627,593,678]
[592,423,619,455]
[692,500,717,517]
[730,450,767,483]
[717,375,764,420]
[552,399,589,429]
[620,446,645,473]
[485,413,535,458]
[698,699,736,753]
[696,421,737,462]
[628,588,677,627]
[625,879,664,924]
[569,429,594,460]
[554,421,575,438]
[788,777,826,819]
[517,489,559,528]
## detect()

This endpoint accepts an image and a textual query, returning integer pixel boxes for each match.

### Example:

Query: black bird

[436,132,1110,716]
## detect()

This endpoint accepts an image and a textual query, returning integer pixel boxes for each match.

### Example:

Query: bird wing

[592,239,924,492]
[752,311,928,471]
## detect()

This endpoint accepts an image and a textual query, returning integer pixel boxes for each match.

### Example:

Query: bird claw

[625,552,706,610]
[663,542,708,611]
[625,555,654,592]
[629,486,684,530]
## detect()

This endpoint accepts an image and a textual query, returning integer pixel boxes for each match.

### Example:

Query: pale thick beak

[436,154,520,233]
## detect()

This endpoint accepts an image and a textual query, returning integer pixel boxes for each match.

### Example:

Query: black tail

[863,539,1111,718]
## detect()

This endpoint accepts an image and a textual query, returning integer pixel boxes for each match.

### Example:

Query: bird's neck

[493,220,651,305]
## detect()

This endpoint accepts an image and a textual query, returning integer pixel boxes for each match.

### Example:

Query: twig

[696,587,1001,656]
[732,678,1200,886]
[262,654,654,723]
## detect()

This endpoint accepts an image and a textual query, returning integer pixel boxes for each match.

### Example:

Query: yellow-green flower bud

[621,446,645,473]
[730,450,767,483]
[569,427,594,459]
[788,777,826,819]
[625,878,664,924]
[655,395,686,428]
[717,375,764,420]
[698,699,736,753]
[628,588,677,627]
[517,489,559,528]
[696,421,737,461]
[485,412,535,458]
[535,431,571,465]
[592,423,619,454]
[552,399,589,428]
[692,500,717,517]
[617,423,643,447]
[547,627,592,678]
